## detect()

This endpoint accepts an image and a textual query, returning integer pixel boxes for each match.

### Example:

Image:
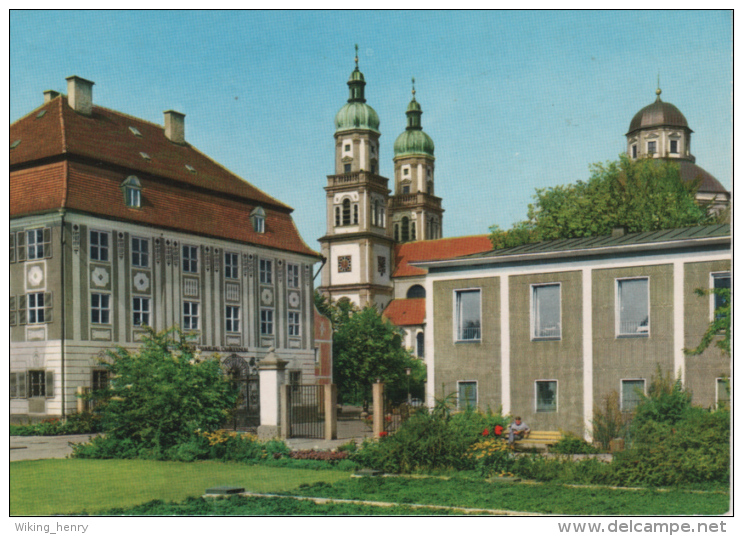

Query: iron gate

[223,355,260,432]
[288,384,325,439]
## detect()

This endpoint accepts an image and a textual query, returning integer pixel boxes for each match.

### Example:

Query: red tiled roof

[382,298,426,326]
[10,95,318,258]
[393,235,493,277]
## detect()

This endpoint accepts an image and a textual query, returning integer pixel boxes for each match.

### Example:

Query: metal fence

[382,397,412,435]
[288,384,325,439]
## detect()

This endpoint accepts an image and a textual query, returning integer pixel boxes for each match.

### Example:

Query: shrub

[632,368,691,429]
[92,327,237,454]
[10,412,103,436]
[465,438,514,476]
[592,391,630,451]
[550,433,598,454]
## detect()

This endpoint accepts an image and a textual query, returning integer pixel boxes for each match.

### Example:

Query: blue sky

[10,10,732,248]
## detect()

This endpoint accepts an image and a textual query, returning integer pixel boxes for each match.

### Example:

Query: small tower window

[335,206,341,227]
[402,184,410,194]
[647,141,656,155]
[121,176,142,208]
[353,203,359,224]
[342,199,351,225]
[394,224,400,242]
[670,140,678,154]
[344,144,351,152]
[371,163,376,174]
[251,206,266,233]
[403,168,409,176]
[631,144,637,158]
[411,222,416,241]
[344,163,351,173]
[401,217,410,243]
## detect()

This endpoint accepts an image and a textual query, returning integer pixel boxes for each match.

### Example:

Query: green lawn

[10,459,351,516]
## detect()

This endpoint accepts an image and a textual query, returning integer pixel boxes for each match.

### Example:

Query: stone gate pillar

[257,349,288,440]
[372,381,384,438]
[324,384,338,440]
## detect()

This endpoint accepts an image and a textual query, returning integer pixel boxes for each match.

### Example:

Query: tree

[685,287,731,356]
[316,292,425,406]
[95,327,237,454]
[490,155,714,249]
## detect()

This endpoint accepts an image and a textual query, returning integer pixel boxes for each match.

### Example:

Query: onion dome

[627,87,691,135]
[335,45,380,134]
[394,78,435,157]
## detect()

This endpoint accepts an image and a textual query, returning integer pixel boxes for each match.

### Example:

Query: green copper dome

[394,83,434,157]
[335,101,380,133]
[335,48,380,134]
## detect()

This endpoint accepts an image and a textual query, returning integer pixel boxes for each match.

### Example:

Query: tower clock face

[338,255,352,273]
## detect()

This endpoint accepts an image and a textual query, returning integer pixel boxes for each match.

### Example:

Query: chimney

[163,110,186,144]
[611,227,626,238]
[66,76,94,116]
[43,90,60,103]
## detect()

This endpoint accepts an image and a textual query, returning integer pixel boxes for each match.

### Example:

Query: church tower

[318,47,395,310]
[389,79,444,242]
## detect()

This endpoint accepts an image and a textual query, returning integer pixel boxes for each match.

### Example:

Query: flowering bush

[465,438,514,476]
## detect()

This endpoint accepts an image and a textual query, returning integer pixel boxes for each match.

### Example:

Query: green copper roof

[394,81,434,157]
[335,101,380,133]
[335,47,380,134]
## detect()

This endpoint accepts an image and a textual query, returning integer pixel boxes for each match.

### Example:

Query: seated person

[508,416,530,444]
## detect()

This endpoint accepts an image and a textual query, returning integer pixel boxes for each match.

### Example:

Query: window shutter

[9,296,17,326]
[10,373,18,398]
[16,231,26,262]
[17,295,27,325]
[43,227,52,259]
[45,370,55,398]
[9,233,15,263]
[18,371,27,398]
[44,292,53,323]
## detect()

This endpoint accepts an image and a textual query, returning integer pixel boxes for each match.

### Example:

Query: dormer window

[121,176,142,208]
[10,139,21,149]
[129,126,143,137]
[251,206,266,233]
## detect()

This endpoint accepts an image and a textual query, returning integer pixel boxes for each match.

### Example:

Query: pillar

[372,381,384,438]
[256,349,288,440]
[324,384,338,440]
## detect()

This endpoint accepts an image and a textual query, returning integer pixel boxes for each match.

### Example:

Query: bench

[512,430,563,451]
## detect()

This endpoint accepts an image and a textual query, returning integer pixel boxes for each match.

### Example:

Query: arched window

[371,201,378,226]
[342,199,351,225]
[416,332,425,358]
[250,206,266,233]
[335,206,341,227]
[121,176,142,208]
[401,217,410,243]
[406,285,426,299]
[380,207,385,228]
[411,222,416,241]
[353,203,359,224]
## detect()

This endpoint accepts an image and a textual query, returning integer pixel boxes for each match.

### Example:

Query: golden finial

[656,73,662,99]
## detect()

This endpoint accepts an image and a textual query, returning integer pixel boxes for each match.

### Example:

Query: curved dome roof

[394,129,434,157]
[628,90,689,134]
[335,102,380,133]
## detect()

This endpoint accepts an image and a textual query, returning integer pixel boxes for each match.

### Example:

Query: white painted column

[360,139,367,170]
[417,163,424,192]
[117,235,126,342]
[424,276,436,407]
[500,274,511,415]
[673,260,685,383]
[72,240,81,341]
[258,352,287,436]
[582,267,593,442]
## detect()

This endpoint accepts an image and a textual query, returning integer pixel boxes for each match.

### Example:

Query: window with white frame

[225,305,240,333]
[28,292,45,324]
[132,237,149,268]
[91,293,111,324]
[416,331,424,358]
[716,378,730,409]
[182,245,198,273]
[536,380,557,412]
[27,229,46,259]
[90,230,109,262]
[711,272,730,319]
[225,252,239,279]
[647,140,656,154]
[621,379,645,411]
[532,283,561,340]
[28,370,49,398]
[617,277,649,336]
[458,381,477,409]
[251,207,265,233]
[288,311,301,337]
[670,139,678,154]
[261,308,274,335]
[631,144,637,158]
[455,289,481,341]
[183,301,199,330]
[259,259,273,284]
[122,176,142,208]
[287,263,300,288]
[132,296,150,327]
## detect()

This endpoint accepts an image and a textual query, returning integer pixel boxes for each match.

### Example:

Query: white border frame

[453,287,482,343]
[530,282,562,341]
[534,379,558,413]
[615,276,650,338]
[456,379,478,410]
[620,378,646,411]
[709,271,731,321]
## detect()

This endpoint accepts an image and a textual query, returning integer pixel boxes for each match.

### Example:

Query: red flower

[494,425,504,436]
[482,429,489,436]
[379,431,388,438]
